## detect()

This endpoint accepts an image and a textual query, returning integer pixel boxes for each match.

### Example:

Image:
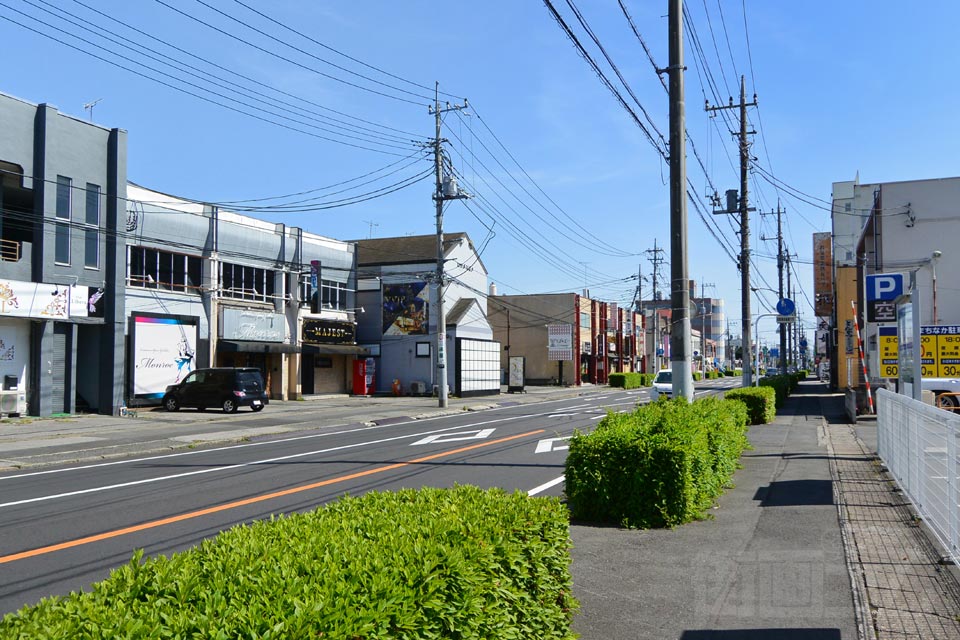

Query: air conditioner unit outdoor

[409,381,427,395]
[0,390,25,416]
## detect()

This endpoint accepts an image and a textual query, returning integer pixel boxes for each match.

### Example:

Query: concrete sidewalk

[570,382,960,639]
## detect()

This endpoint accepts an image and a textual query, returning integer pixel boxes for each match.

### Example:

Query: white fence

[877,388,960,564]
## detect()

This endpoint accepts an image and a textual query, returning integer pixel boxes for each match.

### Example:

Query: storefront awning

[218,340,299,354]
[302,344,370,356]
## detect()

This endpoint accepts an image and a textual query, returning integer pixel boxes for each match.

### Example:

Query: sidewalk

[570,382,960,639]
[0,384,598,470]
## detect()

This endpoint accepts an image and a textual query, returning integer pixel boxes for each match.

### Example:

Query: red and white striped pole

[850,300,874,414]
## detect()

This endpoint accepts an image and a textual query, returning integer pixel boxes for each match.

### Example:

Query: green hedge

[693,371,702,381]
[758,374,794,408]
[1,487,578,639]
[724,369,735,377]
[725,387,776,425]
[565,397,749,528]
[609,372,644,389]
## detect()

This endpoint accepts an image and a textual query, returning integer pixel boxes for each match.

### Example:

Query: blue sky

[3,1,959,343]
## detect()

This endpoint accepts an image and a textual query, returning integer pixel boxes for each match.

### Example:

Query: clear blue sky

[3,1,959,343]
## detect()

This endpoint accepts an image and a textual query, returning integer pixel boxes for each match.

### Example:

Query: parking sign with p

[865,273,905,323]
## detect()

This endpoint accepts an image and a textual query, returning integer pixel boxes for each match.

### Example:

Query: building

[123,185,364,403]
[831,175,960,399]
[640,285,725,373]
[355,233,499,397]
[487,292,643,386]
[0,92,127,416]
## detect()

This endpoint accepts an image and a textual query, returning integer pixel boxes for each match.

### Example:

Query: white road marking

[548,413,578,418]
[528,475,565,496]
[411,428,495,446]
[535,437,571,454]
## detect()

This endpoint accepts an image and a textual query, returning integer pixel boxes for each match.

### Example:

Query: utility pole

[761,202,786,369]
[786,253,793,367]
[699,281,715,377]
[706,76,756,387]
[665,0,693,401]
[646,240,666,371]
[429,83,468,409]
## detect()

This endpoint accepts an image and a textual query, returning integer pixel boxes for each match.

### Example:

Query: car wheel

[252,404,264,412]
[222,398,238,413]
[163,396,180,412]
[937,393,959,411]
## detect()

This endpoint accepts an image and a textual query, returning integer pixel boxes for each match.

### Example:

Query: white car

[649,369,694,400]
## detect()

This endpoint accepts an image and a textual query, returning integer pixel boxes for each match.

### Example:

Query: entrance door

[301,353,315,394]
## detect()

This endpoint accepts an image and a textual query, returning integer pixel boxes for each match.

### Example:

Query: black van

[162,368,268,413]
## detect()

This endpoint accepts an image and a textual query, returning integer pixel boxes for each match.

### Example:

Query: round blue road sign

[776,298,796,316]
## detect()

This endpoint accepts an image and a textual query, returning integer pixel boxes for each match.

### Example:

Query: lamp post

[931,250,942,325]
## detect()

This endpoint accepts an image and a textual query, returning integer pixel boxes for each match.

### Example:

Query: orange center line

[0,429,545,565]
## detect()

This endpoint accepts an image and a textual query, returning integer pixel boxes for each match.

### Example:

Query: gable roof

[445,297,479,326]
[356,233,485,272]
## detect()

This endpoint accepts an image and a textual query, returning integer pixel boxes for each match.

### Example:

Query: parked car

[162,367,268,413]
[650,369,695,400]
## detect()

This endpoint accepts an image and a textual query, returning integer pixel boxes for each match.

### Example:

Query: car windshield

[655,371,673,383]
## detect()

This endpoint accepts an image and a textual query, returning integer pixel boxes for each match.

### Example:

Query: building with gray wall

[0,91,126,416]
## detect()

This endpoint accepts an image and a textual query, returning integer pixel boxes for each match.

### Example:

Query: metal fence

[877,388,960,564]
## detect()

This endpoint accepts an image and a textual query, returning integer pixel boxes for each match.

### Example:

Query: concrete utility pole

[646,240,665,371]
[706,76,756,386]
[666,0,693,401]
[761,203,786,369]
[429,83,468,409]
[786,253,793,366]
[699,281,715,377]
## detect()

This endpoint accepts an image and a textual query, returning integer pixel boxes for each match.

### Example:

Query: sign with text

[547,323,573,361]
[874,325,960,378]
[813,232,833,316]
[865,272,906,323]
[302,318,356,345]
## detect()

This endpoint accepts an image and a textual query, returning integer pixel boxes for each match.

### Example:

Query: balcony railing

[0,239,21,262]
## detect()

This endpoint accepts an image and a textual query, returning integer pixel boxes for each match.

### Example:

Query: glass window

[85,184,100,225]
[84,229,98,268]
[220,262,275,302]
[56,176,71,220]
[55,223,70,264]
[127,246,202,293]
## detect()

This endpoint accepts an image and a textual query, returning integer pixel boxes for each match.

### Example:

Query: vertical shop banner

[547,323,573,361]
[382,282,430,335]
[310,260,321,314]
[132,314,199,398]
[813,232,833,317]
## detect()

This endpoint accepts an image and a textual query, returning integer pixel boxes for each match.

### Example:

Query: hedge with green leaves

[724,369,736,377]
[609,372,644,389]
[725,387,776,425]
[693,371,702,381]
[565,397,749,528]
[0,487,578,639]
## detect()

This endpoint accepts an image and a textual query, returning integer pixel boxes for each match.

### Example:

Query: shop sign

[547,323,572,361]
[221,308,285,342]
[303,318,356,345]
[0,278,70,320]
[875,325,960,378]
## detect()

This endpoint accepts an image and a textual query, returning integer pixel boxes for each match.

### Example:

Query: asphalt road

[0,380,737,617]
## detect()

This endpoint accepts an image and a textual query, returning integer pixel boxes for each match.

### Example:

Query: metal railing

[0,239,20,262]
[877,388,960,564]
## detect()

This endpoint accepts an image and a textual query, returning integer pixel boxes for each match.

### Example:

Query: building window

[55,175,71,264]
[580,311,590,330]
[221,262,275,302]
[321,279,347,310]
[416,342,431,357]
[83,183,100,269]
[128,246,202,293]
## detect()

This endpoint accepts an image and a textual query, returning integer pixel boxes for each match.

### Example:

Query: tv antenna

[83,98,103,121]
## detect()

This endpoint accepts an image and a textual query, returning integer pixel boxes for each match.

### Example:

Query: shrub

[609,372,644,389]
[724,369,735,377]
[0,487,578,639]
[725,387,777,424]
[565,397,749,528]
[693,371,702,381]
[759,375,791,408]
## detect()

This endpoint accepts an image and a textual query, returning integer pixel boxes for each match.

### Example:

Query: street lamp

[931,250,942,325]
[753,313,779,387]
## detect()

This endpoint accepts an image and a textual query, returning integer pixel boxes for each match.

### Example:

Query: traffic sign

[775,298,796,317]
[866,273,906,323]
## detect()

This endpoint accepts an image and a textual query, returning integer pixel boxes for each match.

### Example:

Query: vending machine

[352,358,376,395]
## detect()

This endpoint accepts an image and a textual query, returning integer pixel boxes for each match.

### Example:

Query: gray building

[355,234,499,397]
[0,92,126,416]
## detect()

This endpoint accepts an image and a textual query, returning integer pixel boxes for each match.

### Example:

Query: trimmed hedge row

[725,387,777,425]
[565,397,750,528]
[609,373,655,388]
[0,487,578,639]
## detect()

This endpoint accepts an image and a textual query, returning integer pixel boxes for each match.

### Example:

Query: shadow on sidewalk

[680,630,841,639]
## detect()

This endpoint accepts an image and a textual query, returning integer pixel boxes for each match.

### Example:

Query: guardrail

[877,388,960,564]
[0,238,20,262]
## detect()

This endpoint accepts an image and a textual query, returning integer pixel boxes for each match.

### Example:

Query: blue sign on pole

[866,272,906,322]
[776,298,796,317]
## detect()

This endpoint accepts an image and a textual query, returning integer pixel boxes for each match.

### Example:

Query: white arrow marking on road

[535,436,572,454]
[411,428,495,446]
[548,413,578,418]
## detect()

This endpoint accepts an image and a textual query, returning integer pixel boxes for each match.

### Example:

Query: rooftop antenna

[83,98,102,121]
[362,220,379,239]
